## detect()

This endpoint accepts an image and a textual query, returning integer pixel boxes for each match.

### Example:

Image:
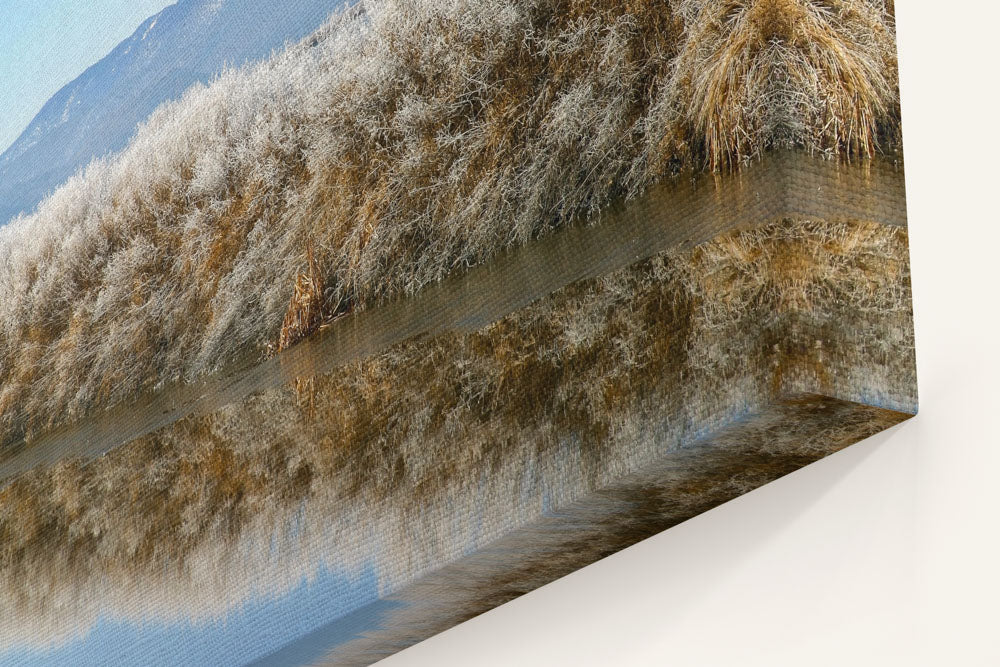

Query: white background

[386,3,1000,665]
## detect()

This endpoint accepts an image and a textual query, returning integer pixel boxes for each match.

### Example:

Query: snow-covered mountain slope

[0,0,343,226]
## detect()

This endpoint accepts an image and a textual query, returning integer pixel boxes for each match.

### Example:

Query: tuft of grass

[664,0,899,169]
[278,242,328,353]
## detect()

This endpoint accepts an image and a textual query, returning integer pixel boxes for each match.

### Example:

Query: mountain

[0,0,344,226]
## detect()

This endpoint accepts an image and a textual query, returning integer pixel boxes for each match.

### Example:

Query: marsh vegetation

[0,0,900,450]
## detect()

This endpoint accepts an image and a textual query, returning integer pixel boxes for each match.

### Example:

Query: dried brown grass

[668,0,898,169]
[278,242,328,352]
[0,0,900,453]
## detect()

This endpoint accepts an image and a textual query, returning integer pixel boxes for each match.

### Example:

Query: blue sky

[0,0,175,153]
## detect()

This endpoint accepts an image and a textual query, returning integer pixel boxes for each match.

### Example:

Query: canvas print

[0,1,914,665]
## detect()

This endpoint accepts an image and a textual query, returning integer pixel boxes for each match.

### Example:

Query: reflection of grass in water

[320,396,910,667]
[0,0,900,451]
[0,220,914,645]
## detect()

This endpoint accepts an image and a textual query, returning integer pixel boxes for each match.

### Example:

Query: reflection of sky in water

[249,598,403,667]
[1,563,392,667]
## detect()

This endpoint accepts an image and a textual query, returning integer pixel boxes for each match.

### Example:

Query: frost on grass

[0,0,900,446]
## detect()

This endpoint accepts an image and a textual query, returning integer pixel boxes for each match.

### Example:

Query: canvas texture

[0,1,914,665]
